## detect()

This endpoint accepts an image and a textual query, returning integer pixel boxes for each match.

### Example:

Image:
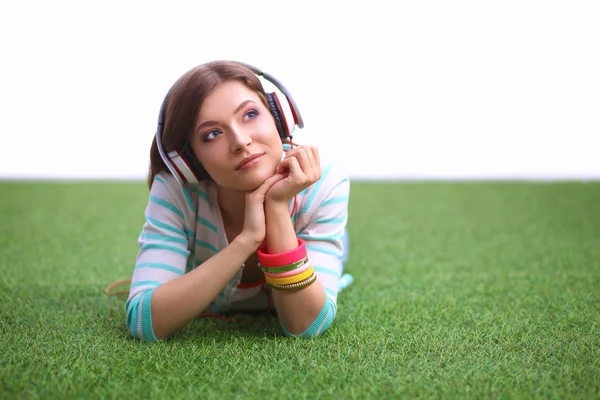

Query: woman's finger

[249,173,285,199]
[292,147,311,173]
[302,146,319,180]
[310,146,321,172]
[285,156,308,184]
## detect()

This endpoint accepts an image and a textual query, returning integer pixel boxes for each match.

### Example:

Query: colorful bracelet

[259,256,308,273]
[264,259,312,278]
[265,266,314,286]
[270,272,317,292]
[257,238,307,267]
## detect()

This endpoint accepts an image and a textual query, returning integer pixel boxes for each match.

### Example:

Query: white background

[1,0,599,180]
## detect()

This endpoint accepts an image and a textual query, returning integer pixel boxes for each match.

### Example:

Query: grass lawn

[1,180,599,399]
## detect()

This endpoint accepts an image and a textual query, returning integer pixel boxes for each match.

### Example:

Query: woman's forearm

[265,201,326,335]
[150,236,256,340]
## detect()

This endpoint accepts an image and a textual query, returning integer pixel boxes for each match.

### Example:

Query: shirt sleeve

[291,164,351,336]
[125,174,193,341]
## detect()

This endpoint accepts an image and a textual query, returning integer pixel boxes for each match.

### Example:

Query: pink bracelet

[264,259,311,278]
[257,238,307,267]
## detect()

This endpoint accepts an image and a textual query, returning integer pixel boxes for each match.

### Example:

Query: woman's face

[190,80,283,191]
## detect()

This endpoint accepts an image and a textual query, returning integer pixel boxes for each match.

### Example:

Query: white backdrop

[1,0,599,180]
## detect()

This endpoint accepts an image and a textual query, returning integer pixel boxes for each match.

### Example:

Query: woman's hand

[266,145,322,205]
[237,174,286,251]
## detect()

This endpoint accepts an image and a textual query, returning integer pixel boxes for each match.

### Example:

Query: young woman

[125,60,351,341]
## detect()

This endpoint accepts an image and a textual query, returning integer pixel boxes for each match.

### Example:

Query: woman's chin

[243,170,276,190]
[228,165,277,191]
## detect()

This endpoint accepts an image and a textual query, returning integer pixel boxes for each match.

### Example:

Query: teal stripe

[136,262,184,275]
[313,216,347,224]
[182,187,196,214]
[324,288,338,298]
[299,187,310,196]
[145,215,187,237]
[189,187,210,204]
[297,232,344,241]
[319,195,349,207]
[130,280,162,289]
[155,175,165,185]
[197,216,218,233]
[128,297,140,338]
[140,290,157,341]
[314,266,341,278]
[150,195,184,219]
[141,233,188,245]
[301,165,332,214]
[196,239,219,253]
[306,244,343,259]
[339,273,354,291]
[140,243,189,257]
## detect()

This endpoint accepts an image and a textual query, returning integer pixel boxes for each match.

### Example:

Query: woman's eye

[204,130,221,141]
[244,110,259,120]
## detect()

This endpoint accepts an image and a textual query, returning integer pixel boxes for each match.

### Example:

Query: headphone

[155,62,304,186]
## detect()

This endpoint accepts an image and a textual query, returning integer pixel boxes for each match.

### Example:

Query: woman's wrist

[265,197,291,212]
[265,199,297,254]
[232,233,262,255]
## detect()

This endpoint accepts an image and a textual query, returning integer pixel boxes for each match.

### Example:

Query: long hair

[147,61,270,189]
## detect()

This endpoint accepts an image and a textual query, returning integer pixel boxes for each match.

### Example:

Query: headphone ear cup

[164,146,209,184]
[181,146,210,182]
[266,92,288,140]
[270,91,298,138]
[164,149,197,184]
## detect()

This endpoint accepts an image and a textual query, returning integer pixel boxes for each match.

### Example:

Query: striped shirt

[125,149,350,341]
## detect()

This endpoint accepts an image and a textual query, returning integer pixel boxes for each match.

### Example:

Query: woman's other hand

[265,145,322,205]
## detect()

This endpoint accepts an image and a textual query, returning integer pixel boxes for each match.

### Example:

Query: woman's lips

[236,153,264,170]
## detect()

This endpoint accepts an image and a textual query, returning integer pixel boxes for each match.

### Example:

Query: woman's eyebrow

[196,100,255,132]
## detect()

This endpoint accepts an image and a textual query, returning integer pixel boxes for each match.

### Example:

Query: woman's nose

[230,128,252,153]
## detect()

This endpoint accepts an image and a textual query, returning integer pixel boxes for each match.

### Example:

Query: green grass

[1,180,599,399]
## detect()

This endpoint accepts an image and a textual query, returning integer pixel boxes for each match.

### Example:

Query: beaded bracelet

[270,272,317,292]
[265,266,314,286]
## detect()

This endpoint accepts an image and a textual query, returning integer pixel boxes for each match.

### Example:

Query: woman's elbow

[283,296,338,338]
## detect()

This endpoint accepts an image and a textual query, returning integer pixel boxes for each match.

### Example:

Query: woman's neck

[216,185,246,227]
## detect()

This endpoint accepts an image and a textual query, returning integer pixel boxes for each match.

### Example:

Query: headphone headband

[238,62,304,129]
[155,99,184,184]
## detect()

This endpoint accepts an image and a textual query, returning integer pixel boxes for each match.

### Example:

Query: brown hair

[147,60,270,188]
